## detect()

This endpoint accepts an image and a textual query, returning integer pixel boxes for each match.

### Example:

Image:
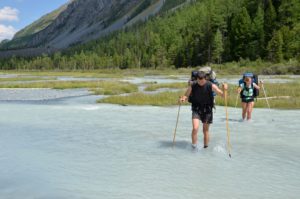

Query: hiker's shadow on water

[159,140,190,150]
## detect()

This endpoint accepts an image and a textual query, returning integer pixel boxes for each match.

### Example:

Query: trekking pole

[261,82,270,109]
[235,93,239,109]
[172,102,181,148]
[223,84,232,158]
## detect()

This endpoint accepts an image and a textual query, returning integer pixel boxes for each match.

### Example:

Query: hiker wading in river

[237,76,261,121]
[180,71,228,149]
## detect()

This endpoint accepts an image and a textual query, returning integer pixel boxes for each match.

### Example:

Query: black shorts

[192,106,213,124]
[241,98,254,103]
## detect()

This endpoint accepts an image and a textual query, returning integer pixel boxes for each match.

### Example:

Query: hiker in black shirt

[180,72,228,149]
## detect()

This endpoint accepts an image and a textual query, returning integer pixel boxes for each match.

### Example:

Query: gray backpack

[198,66,217,80]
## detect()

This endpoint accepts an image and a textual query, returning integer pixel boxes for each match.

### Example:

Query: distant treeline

[0,0,299,70]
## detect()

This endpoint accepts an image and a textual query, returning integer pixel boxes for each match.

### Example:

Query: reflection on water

[0,95,299,199]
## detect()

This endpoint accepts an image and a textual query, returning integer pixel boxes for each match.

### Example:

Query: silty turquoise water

[0,94,299,199]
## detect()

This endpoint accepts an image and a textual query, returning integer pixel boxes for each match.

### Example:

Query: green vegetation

[0,81,104,89]
[144,82,187,91]
[0,77,56,82]
[0,68,193,78]
[216,82,300,109]
[211,60,300,75]
[90,82,138,95]
[98,82,300,109]
[98,91,186,106]
[1,0,299,72]
[0,70,298,108]
[0,80,138,95]
[0,70,124,78]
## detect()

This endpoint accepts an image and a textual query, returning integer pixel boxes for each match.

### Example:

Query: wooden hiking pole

[261,82,271,109]
[235,93,239,108]
[223,84,232,158]
[173,102,181,148]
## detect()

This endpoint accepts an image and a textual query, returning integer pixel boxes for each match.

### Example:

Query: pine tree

[267,30,283,63]
[122,48,132,69]
[251,4,265,59]
[280,26,294,59]
[53,52,62,69]
[287,23,300,60]
[278,0,300,28]
[212,29,224,64]
[264,0,277,45]
[230,7,252,60]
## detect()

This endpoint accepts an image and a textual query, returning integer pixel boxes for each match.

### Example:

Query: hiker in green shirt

[237,76,261,121]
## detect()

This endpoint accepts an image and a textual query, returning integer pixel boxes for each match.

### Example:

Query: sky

[0,0,69,41]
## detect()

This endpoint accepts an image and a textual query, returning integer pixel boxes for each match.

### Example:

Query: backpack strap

[207,82,214,108]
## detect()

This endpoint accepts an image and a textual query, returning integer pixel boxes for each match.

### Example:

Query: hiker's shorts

[192,106,213,124]
[241,98,254,103]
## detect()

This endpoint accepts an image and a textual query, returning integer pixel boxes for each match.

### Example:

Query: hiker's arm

[237,86,242,93]
[180,86,192,102]
[253,83,260,90]
[212,84,224,98]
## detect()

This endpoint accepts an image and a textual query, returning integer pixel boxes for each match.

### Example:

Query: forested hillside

[1,0,299,71]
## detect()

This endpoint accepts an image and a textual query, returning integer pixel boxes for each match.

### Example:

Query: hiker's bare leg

[242,102,247,120]
[192,118,199,145]
[247,102,254,120]
[203,123,210,147]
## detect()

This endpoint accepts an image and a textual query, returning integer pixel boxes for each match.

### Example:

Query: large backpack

[238,72,259,97]
[199,66,219,95]
[199,66,217,82]
[191,66,219,85]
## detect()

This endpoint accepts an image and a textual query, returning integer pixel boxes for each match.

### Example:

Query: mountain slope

[13,3,69,39]
[0,0,170,50]
[1,0,299,70]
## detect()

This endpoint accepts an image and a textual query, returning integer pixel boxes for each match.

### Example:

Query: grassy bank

[98,91,186,106]
[98,82,300,109]
[0,68,193,78]
[0,77,57,82]
[1,69,299,108]
[0,70,124,78]
[1,60,299,79]
[90,82,138,95]
[144,82,187,91]
[211,59,300,75]
[0,80,138,95]
[216,82,300,109]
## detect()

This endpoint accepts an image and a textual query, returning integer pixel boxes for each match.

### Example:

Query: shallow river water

[0,94,299,199]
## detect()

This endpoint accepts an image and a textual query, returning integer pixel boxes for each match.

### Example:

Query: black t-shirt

[190,81,213,107]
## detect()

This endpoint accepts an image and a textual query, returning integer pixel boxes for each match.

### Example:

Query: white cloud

[0,24,17,41]
[0,6,19,22]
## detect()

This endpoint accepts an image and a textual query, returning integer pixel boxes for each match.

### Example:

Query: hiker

[237,75,261,121]
[180,71,227,149]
